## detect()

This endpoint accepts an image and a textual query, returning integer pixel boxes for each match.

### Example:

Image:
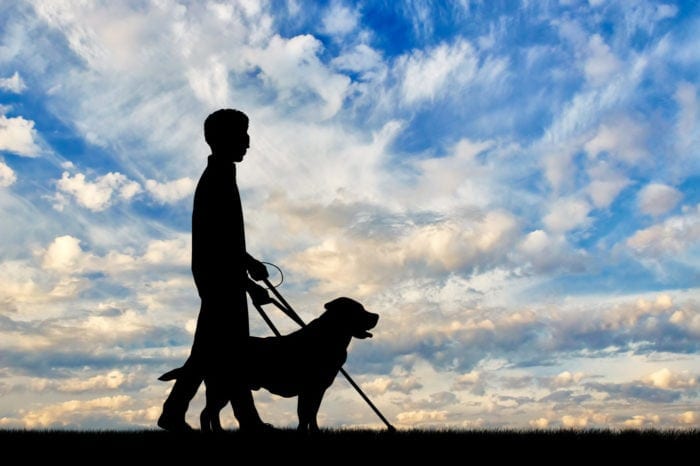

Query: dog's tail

[158,367,184,381]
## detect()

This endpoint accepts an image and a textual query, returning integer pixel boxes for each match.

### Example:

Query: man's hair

[204,109,249,146]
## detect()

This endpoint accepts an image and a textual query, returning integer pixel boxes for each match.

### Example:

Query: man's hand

[247,256,269,281]
[248,282,272,306]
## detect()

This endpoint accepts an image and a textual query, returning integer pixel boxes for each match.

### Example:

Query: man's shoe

[239,422,276,433]
[158,414,194,432]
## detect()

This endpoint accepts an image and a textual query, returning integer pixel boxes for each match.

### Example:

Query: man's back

[192,155,247,297]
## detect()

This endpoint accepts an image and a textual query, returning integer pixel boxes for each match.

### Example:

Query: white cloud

[0,159,17,187]
[322,1,360,36]
[396,409,448,426]
[243,34,351,119]
[543,149,575,193]
[586,161,630,208]
[674,81,698,155]
[141,236,190,267]
[637,183,682,217]
[561,414,588,428]
[0,114,41,157]
[584,34,621,85]
[529,417,550,429]
[543,197,591,233]
[584,117,649,164]
[332,44,384,79]
[362,375,422,396]
[643,368,696,390]
[19,395,132,428]
[288,210,517,296]
[626,204,700,257]
[55,171,141,211]
[623,414,660,428]
[145,177,195,204]
[42,235,88,273]
[678,411,696,425]
[400,39,479,104]
[56,370,131,392]
[0,71,27,93]
[553,371,584,387]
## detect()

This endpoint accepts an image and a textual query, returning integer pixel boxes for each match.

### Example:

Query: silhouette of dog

[159,297,379,432]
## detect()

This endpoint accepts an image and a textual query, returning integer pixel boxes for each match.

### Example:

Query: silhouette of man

[158,108,272,432]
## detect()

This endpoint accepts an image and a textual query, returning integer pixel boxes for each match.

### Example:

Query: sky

[0,0,699,430]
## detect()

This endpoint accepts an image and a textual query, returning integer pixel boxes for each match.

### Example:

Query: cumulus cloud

[0,159,17,187]
[543,197,591,233]
[145,177,196,204]
[678,411,696,425]
[642,368,696,390]
[0,71,27,93]
[561,414,588,428]
[55,370,133,392]
[0,113,41,157]
[18,395,132,428]
[322,1,360,36]
[452,370,486,395]
[516,229,588,273]
[396,409,448,426]
[529,417,550,429]
[552,371,584,387]
[584,117,649,165]
[363,376,422,396]
[623,414,660,429]
[55,171,141,211]
[584,34,621,85]
[586,161,630,208]
[42,235,89,274]
[626,204,700,257]
[288,209,518,295]
[37,234,190,288]
[637,183,682,217]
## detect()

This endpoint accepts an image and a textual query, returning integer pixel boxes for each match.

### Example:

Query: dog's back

[246,317,352,397]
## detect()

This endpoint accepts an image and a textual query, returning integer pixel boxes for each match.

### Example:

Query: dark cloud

[538,390,591,404]
[586,382,683,404]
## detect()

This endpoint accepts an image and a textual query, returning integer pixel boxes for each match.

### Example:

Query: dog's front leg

[297,388,325,433]
[202,378,227,432]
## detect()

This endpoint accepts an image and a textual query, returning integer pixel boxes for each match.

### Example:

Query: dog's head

[323,297,379,339]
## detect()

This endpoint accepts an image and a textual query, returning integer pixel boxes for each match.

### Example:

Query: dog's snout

[367,312,379,328]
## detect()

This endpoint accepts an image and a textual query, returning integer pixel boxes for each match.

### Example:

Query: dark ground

[1,428,697,463]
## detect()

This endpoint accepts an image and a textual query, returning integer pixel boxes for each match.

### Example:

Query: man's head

[204,109,250,162]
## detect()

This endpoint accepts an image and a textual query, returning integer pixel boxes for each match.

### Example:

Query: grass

[1,428,697,462]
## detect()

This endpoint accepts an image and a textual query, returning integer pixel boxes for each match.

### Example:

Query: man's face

[213,128,250,162]
[231,130,250,163]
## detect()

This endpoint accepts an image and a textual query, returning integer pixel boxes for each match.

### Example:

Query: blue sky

[0,0,699,430]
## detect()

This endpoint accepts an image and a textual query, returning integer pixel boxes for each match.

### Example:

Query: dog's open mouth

[355,312,378,339]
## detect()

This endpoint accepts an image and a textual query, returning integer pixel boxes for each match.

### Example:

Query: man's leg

[228,290,271,431]
[158,300,210,431]
[158,368,202,431]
